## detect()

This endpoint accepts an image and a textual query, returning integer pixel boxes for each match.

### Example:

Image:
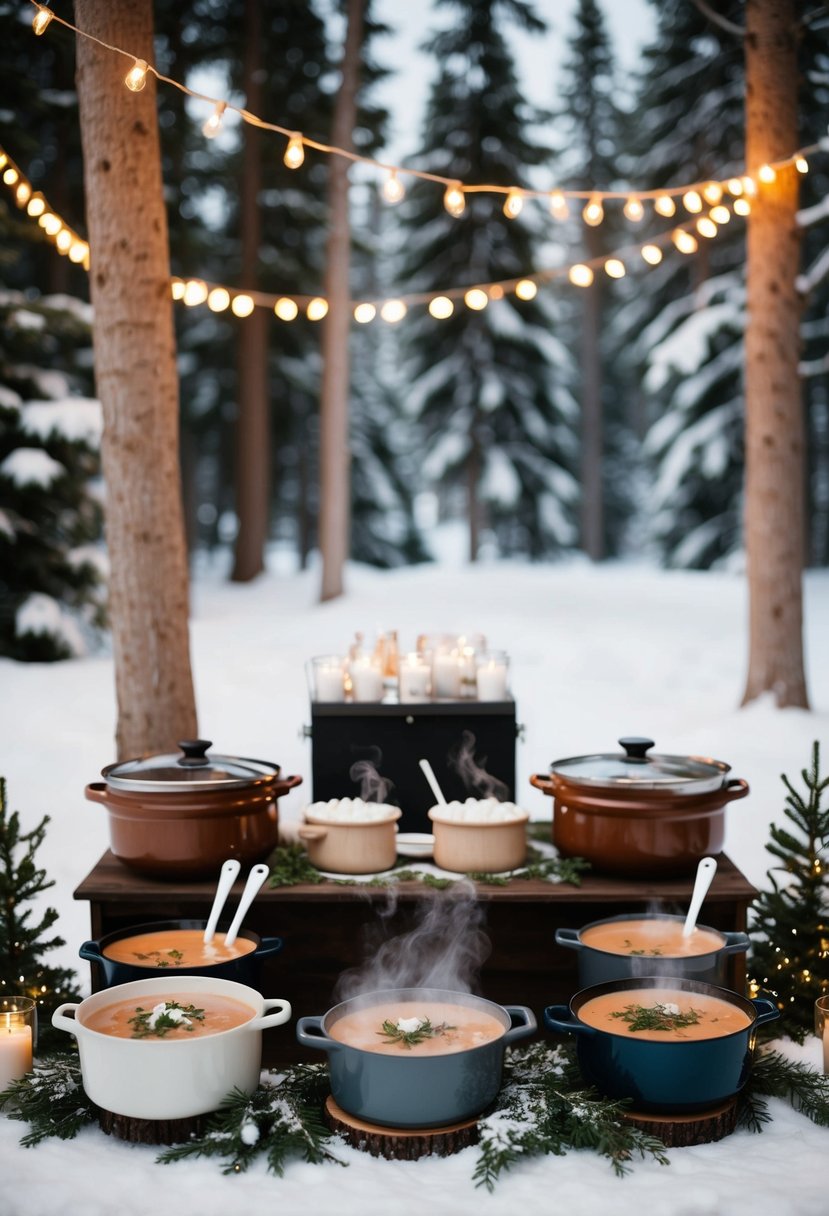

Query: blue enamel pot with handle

[555,913,750,987]
[297,987,536,1128]
[544,975,779,1114]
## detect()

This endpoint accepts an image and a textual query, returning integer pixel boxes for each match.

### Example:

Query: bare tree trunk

[231,0,270,582]
[75,0,198,758]
[742,0,809,708]
[580,225,605,561]
[319,0,364,602]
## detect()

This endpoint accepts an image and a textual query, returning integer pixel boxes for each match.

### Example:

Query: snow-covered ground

[1,557,828,1215]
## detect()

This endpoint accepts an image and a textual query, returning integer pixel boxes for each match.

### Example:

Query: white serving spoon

[223,863,270,948]
[682,856,718,937]
[418,757,447,806]
[203,859,241,944]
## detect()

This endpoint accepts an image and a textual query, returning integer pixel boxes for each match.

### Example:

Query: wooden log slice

[97,1107,206,1145]
[323,1095,479,1160]
[623,1096,738,1147]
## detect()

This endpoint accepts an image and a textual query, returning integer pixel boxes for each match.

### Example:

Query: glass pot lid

[101,739,280,793]
[549,737,730,795]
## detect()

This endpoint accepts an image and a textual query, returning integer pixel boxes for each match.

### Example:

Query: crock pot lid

[549,737,730,791]
[102,739,279,790]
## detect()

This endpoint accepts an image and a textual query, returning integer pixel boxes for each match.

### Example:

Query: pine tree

[399,0,578,561]
[0,779,83,1052]
[748,742,829,1042]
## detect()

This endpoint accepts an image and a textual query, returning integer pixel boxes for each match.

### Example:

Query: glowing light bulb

[671,229,698,254]
[381,171,405,204]
[709,204,730,224]
[231,294,254,317]
[682,190,702,213]
[696,216,718,238]
[182,279,208,306]
[623,196,644,222]
[641,244,663,265]
[654,194,676,217]
[39,212,61,234]
[171,278,186,300]
[68,240,88,264]
[443,183,465,218]
[488,284,505,301]
[758,163,776,184]
[307,297,329,321]
[32,5,54,35]
[733,197,751,216]
[429,296,454,319]
[702,181,723,204]
[0,153,6,170]
[3,167,19,186]
[569,264,594,287]
[380,299,406,323]
[354,302,376,324]
[15,181,31,205]
[582,197,604,226]
[503,189,524,219]
[515,279,537,301]
[727,177,743,196]
[742,175,757,196]
[26,195,45,217]
[207,287,230,311]
[549,190,569,220]
[795,157,809,174]
[604,258,626,278]
[274,297,299,321]
[464,288,489,311]
[55,229,72,253]
[125,59,149,92]
[283,134,305,170]
[202,102,226,140]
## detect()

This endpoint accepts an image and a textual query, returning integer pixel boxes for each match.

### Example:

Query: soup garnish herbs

[610,1001,703,1034]
[379,1015,457,1049]
[128,1001,206,1039]
[623,939,663,957]
[131,949,185,968]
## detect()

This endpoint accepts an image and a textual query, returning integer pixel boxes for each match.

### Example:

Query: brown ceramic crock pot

[85,739,302,879]
[530,736,749,877]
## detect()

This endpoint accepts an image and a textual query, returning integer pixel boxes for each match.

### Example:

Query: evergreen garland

[748,741,829,1041]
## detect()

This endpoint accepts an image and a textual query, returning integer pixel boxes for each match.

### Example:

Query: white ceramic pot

[52,975,291,1120]
[428,804,529,873]
[298,804,401,873]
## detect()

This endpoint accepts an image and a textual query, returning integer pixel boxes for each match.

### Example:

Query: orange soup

[329,1000,504,1056]
[580,919,723,959]
[578,987,751,1041]
[103,929,256,970]
[82,992,255,1040]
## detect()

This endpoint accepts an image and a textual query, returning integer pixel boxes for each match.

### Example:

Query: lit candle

[312,656,345,702]
[476,652,509,701]
[458,646,477,698]
[350,657,384,702]
[398,653,430,701]
[0,1014,33,1088]
[432,650,461,698]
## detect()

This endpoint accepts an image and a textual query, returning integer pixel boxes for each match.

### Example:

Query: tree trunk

[580,224,605,561]
[231,0,270,582]
[75,0,198,758]
[319,0,364,602]
[741,0,809,708]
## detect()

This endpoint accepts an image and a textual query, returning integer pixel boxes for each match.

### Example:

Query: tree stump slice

[323,1096,479,1160]
[97,1107,206,1145]
[623,1097,738,1147]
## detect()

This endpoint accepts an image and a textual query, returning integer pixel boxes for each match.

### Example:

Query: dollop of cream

[396,1016,425,1034]
[147,1001,191,1029]
[658,1002,681,1016]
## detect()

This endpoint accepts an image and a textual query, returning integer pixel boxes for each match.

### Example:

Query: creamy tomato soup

[329,1000,504,1056]
[82,992,255,1039]
[580,919,723,958]
[578,987,751,1041]
[103,929,256,969]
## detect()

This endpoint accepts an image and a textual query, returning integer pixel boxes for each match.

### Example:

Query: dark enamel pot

[79,919,283,987]
[296,987,536,1128]
[555,914,750,986]
[544,976,779,1114]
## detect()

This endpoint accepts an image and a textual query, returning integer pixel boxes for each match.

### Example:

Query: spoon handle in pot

[682,856,718,937]
[203,859,241,944]
[224,863,270,947]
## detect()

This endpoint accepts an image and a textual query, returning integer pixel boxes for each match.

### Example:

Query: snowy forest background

[1,0,828,661]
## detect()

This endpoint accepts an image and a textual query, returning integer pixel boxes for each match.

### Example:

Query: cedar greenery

[609,1003,702,1034]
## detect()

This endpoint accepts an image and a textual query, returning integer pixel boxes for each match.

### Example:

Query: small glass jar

[476,650,510,700]
[0,996,35,1088]
[310,654,346,702]
[398,652,431,702]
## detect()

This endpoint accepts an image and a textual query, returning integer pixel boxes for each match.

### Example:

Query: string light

[672,228,698,254]
[171,279,186,300]
[654,194,676,217]
[682,190,703,214]
[274,297,298,321]
[26,194,45,217]
[283,133,305,170]
[569,264,594,287]
[709,204,730,224]
[733,197,751,216]
[443,182,465,218]
[32,4,53,35]
[306,297,328,321]
[758,163,776,184]
[428,296,454,319]
[231,294,255,317]
[55,229,72,253]
[15,181,32,205]
[40,212,62,236]
[582,197,604,226]
[742,175,758,196]
[183,279,208,306]
[354,302,376,324]
[124,58,149,92]
[202,101,226,140]
[795,156,809,174]
[207,287,230,311]
[515,279,537,300]
[380,299,406,323]
[3,166,19,186]
[623,196,644,222]
[549,191,569,220]
[503,189,524,219]
[696,216,718,238]
[702,181,723,204]
[381,170,405,204]
[488,284,504,300]
[68,239,88,263]
[604,258,625,278]
[727,177,743,195]
[464,288,489,311]
[641,244,662,265]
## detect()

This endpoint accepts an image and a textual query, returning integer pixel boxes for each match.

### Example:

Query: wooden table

[74,850,758,1064]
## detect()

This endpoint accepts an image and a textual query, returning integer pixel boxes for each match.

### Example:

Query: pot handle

[529,773,556,795]
[274,775,303,794]
[84,782,109,805]
[255,999,292,1031]
[78,941,104,963]
[554,928,582,952]
[543,1005,596,1038]
[721,931,750,955]
[257,936,284,960]
[295,1015,336,1052]
[722,778,750,803]
[502,1006,537,1045]
[52,1004,81,1037]
[750,997,780,1028]
[298,826,328,842]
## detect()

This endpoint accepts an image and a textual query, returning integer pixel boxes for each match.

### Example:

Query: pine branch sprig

[742,1047,829,1129]
[0,1053,96,1145]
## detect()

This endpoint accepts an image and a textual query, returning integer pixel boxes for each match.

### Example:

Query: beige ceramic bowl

[427,800,529,873]
[298,801,401,874]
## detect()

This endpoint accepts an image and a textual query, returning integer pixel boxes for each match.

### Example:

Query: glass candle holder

[310,655,346,703]
[432,641,462,699]
[815,996,829,1074]
[349,656,384,703]
[398,652,431,701]
[476,650,510,701]
[0,997,35,1089]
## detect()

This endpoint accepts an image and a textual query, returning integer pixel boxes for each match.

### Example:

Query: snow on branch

[796,245,829,298]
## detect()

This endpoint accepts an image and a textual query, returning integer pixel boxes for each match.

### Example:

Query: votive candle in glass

[0,997,35,1089]
[432,648,462,698]
[476,650,510,701]
[350,656,384,702]
[312,655,345,702]
[815,996,829,1073]
[398,652,431,701]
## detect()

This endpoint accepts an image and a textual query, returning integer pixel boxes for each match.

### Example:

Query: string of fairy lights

[9,0,820,326]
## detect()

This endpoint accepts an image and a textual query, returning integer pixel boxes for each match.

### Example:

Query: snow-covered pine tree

[398,0,578,561]
[621,0,746,569]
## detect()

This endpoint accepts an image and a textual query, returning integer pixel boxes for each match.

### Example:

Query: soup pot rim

[323,985,511,1031]
[559,912,733,958]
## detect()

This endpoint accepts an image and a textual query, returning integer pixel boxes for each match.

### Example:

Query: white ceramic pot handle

[255,999,292,1030]
[298,825,328,842]
[51,1004,81,1036]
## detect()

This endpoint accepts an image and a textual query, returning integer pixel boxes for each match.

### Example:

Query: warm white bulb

[231,294,255,317]
[307,297,329,321]
[183,279,208,306]
[40,213,61,234]
[464,288,489,311]
[702,181,723,204]
[733,197,751,216]
[549,190,569,220]
[171,278,186,300]
[758,163,776,184]
[569,264,594,287]
[696,216,718,238]
[641,244,662,265]
[742,175,757,196]
[604,258,626,279]
[672,229,698,254]
[202,102,226,140]
[428,296,454,319]
[125,59,149,92]
[727,177,743,196]
[381,171,405,204]
[682,190,702,214]
[503,189,524,219]
[623,196,644,222]
[207,287,230,312]
[3,167,19,186]
[709,205,730,224]
[380,299,407,323]
[68,240,88,264]
[15,181,31,205]
[654,194,676,217]
[515,279,537,301]
[32,6,54,35]
[795,157,809,174]
[284,134,305,170]
[443,183,465,218]
[55,229,72,253]
[354,303,376,324]
[582,197,604,226]
[27,195,45,217]
[274,298,299,321]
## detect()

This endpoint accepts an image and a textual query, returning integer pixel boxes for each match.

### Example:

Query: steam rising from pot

[333,880,490,1002]
[349,749,393,803]
[449,729,509,801]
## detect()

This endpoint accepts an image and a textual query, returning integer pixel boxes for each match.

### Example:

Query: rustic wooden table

[74,850,758,1064]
